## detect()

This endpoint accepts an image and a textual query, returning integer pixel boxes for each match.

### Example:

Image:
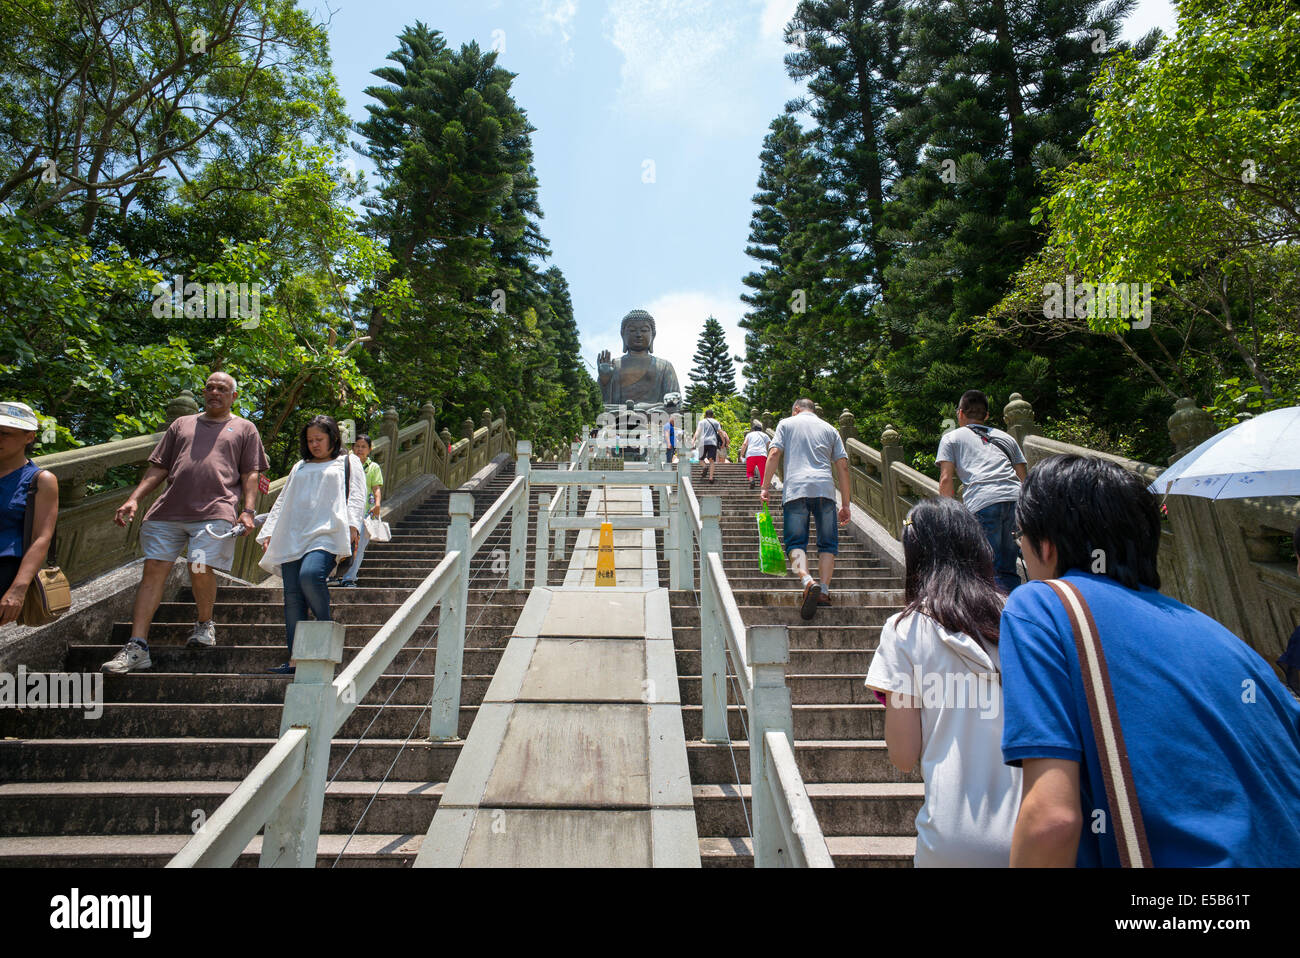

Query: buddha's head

[621,310,656,354]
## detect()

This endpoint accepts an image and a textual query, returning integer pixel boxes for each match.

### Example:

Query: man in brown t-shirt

[102,371,270,673]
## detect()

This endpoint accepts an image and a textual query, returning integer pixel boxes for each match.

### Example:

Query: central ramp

[415,473,699,867]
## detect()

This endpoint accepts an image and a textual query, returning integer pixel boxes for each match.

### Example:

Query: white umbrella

[1150,406,1300,499]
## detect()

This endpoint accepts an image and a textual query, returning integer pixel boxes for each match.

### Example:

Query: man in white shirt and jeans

[693,409,727,483]
[760,399,851,620]
[937,389,1027,593]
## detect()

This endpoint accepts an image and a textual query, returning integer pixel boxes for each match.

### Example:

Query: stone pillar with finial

[1003,393,1038,467]
[814,403,825,420]
[838,409,858,443]
[381,408,400,495]
[420,401,439,475]
[762,411,774,431]
[165,389,200,425]
[880,424,904,537]
[1167,397,1217,465]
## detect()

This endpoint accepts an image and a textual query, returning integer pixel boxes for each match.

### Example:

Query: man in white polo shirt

[760,399,851,620]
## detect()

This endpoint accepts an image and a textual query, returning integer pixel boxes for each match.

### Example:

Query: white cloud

[588,290,748,397]
[603,0,784,134]
[759,0,799,43]
[532,0,579,67]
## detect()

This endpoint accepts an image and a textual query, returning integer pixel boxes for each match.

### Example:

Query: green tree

[990,0,1300,428]
[0,0,348,235]
[686,316,738,407]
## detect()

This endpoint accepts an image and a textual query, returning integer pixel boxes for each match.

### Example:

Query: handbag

[756,503,785,576]
[363,516,391,542]
[1044,578,1152,867]
[18,468,71,627]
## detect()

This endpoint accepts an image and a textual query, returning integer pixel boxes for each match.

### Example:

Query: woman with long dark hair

[865,496,1022,866]
[256,415,365,674]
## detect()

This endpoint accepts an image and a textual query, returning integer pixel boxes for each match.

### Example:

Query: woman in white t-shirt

[257,415,366,675]
[740,421,770,489]
[865,496,1022,866]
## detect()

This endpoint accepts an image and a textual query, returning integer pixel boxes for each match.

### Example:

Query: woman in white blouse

[257,415,366,675]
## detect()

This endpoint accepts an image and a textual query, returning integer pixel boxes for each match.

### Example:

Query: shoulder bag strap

[1044,578,1152,867]
[967,424,1022,480]
[23,466,57,567]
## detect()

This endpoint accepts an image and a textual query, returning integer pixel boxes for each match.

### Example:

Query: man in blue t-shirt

[1001,454,1300,866]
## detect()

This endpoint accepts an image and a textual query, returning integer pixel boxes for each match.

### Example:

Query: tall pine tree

[686,316,737,407]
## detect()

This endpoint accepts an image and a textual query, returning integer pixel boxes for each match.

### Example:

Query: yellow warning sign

[595,520,616,586]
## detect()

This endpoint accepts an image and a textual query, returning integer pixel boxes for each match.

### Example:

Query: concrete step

[0,738,464,784]
[0,779,444,836]
[67,642,509,674]
[680,703,883,740]
[674,647,874,674]
[671,605,898,628]
[698,834,915,868]
[15,671,496,706]
[678,674,875,705]
[139,601,528,628]
[685,740,919,785]
[671,624,882,652]
[0,702,481,739]
[691,782,923,837]
[0,833,427,868]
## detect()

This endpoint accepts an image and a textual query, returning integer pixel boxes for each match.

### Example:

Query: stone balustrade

[831,395,1299,671]
[34,396,516,585]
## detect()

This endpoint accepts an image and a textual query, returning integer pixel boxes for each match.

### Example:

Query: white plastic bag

[364,516,392,542]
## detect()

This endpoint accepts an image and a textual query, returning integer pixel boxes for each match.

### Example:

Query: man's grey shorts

[139,519,237,572]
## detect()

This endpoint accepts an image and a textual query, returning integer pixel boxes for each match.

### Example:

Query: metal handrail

[679,472,833,868]
[706,551,752,710]
[331,550,461,731]
[471,475,526,555]
[167,729,308,868]
[169,440,536,868]
[765,731,835,868]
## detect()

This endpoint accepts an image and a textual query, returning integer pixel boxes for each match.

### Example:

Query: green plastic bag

[757,503,785,575]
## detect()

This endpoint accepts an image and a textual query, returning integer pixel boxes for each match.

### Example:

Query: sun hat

[0,402,39,432]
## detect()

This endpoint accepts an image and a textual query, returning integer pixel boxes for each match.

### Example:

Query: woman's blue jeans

[281,548,335,657]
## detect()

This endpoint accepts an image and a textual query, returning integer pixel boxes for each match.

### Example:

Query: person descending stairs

[0,461,570,867]
[667,461,924,866]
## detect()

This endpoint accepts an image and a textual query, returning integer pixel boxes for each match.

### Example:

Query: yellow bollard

[595,521,616,586]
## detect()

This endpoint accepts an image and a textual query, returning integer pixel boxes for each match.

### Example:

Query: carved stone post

[480,407,492,430]
[1003,393,1038,451]
[762,411,774,431]
[381,408,400,495]
[1167,397,1217,465]
[838,409,858,443]
[814,403,825,420]
[165,389,200,425]
[880,425,904,537]
[419,401,438,474]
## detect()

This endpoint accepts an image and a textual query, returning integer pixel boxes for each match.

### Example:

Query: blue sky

[322,0,1179,395]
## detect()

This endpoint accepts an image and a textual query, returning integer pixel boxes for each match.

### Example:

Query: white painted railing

[168,440,537,868]
[676,464,834,868]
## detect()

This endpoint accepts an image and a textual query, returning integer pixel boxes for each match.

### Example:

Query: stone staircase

[0,460,575,867]
[668,462,922,866]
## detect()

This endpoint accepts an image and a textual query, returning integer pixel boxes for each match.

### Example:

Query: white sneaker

[102,640,152,673]
[187,620,216,648]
